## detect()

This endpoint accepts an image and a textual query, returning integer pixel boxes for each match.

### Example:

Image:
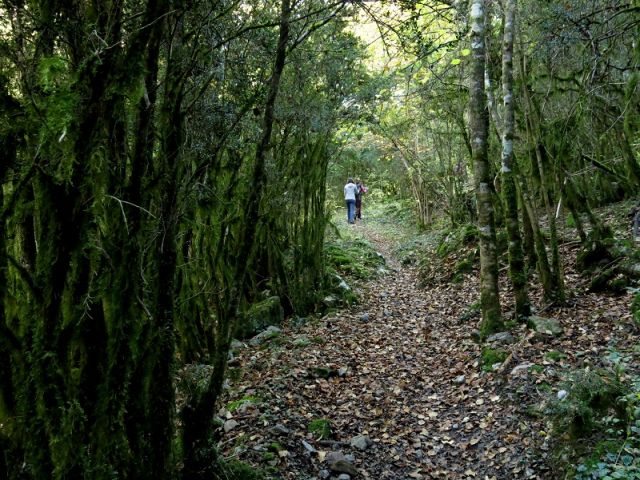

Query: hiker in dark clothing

[355,180,367,220]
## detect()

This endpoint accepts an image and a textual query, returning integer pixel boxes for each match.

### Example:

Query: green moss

[458,302,481,322]
[261,451,275,462]
[226,396,260,412]
[325,238,385,281]
[267,442,283,452]
[566,213,576,228]
[503,318,518,330]
[215,459,266,480]
[462,224,478,244]
[524,404,545,418]
[544,350,567,362]
[481,347,508,371]
[454,258,474,274]
[292,337,311,348]
[537,382,552,392]
[311,336,326,345]
[308,419,332,440]
[266,334,286,347]
[479,311,504,338]
[530,364,545,374]
[236,296,284,339]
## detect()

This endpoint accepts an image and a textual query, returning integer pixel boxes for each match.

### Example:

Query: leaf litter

[219,221,638,479]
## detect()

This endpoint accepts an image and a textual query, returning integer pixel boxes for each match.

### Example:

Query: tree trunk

[520,54,565,304]
[469,0,502,335]
[500,0,530,319]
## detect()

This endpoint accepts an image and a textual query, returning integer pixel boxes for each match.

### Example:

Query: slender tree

[469,0,503,334]
[500,0,530,318]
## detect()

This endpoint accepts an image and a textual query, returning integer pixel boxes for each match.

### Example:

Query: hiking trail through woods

[220,220,637,480]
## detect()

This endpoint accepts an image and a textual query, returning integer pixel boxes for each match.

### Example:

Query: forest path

[221,219,543,479]
[220,218,635,479]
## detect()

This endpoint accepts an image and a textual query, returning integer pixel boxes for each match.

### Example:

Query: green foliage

[569,374,640,479]
[177,364,215,400]
[548,352,640,478]
[261,451,275,462]
[452,255,476,283]
[308,419,332,440]
[413,224,481,286]
[549,368,627,438]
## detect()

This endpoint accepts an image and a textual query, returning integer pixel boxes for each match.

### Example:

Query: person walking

[355,179,367,220]
[344,178,358,224]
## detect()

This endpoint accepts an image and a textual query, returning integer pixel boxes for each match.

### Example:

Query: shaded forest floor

[219,202,639,480]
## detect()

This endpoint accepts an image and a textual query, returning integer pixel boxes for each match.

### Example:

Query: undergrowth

[546,350,640,478]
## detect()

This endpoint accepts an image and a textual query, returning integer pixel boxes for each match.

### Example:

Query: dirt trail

[220,221,635,479]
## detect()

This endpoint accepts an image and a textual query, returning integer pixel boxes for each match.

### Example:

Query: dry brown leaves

[219,224,637,480]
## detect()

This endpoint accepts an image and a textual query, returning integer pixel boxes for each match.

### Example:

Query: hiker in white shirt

[344,178,358,224]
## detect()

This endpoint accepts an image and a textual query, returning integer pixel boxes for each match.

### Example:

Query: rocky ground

[219,217,638,480]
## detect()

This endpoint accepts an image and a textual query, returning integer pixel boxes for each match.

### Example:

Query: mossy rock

[325,238,385,281]
[261,451,275,462]
[576,240,614,272]
[481,347,508,371]
[549,369,627,440]
[235,296,284,339]
[528,316,563,338]
[292,336,311,348]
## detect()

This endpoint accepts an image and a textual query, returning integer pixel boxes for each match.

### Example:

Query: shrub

[549,369,627,439]
[547,358,640,478]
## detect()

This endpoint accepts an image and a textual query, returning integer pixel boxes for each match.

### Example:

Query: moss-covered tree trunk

[520,56,565,304]
[500,0,530,319]
[180,1,292,477]
[0,1,180,477]
[469,0,503,335]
